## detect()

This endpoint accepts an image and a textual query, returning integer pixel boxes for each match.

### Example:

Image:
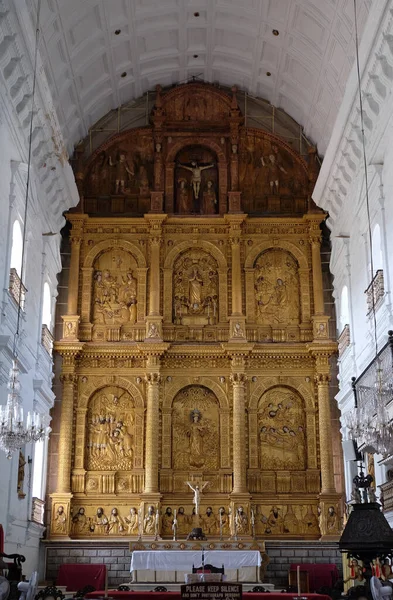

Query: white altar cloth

[130,550,261,572]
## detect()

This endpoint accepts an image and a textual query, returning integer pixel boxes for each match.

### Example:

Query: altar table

[130,550,261,583]
[290,563,339,592]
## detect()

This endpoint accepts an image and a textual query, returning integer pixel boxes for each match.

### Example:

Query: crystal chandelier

[344,2,393,458]
[0,362,45,459]
[0,1,47,458]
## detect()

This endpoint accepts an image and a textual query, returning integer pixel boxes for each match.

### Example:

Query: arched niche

[165,137,227,214]
[81,240,147,326]
[161,381,230,471]
[84,386,136,472]
[257,386,307,471]
[245,242,310,324]
[163,241,228,324]
[174,145,218,215]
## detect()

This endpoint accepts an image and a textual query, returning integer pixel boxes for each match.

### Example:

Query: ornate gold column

[144,361,161,494]
[62,215,85,340]
[225,215,246,340]
[231,371,248,493]
[307,215,330,339]
[50,348,80,537]
[145,215,166,340]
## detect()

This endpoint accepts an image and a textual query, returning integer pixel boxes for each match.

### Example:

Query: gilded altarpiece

[50,82,342,542]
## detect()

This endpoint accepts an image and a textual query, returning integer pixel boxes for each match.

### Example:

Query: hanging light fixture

[0,0,47,458]
[345,1,393,457]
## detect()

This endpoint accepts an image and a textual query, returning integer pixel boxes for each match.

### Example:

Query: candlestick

[297,565,301,596]
[219,510,223,540]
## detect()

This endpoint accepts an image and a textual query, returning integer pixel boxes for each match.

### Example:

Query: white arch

[372,223,383,272]
[340,285,349,332]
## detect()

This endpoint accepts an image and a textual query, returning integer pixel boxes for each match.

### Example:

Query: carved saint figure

[186,480,209,515]
[176,506,188,534]
[188,267,203,309]
[186,409,206,468]
[125,507,139,535]
[203,507,217,535]
[108,507,125,535]
[92,507,109,534]
[54,505,67,534]
[17,451,26,498]
[177,179,191,214]
[235,506,248,535]
[162,507,174,536]
[177,161,215,199]
[261,148,287,194]
[144,505,155,534]
[109,152,134,194]
[218,507,230,536]
[202,180,217,214]
[72,507,89,534]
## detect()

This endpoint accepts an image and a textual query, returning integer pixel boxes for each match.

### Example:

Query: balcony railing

[8,268,27,310]
[338,324,350,356]
[365,269,385,314]
[41,324,54,355]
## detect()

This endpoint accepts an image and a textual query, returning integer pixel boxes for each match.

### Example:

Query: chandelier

[0,0,47,457]
[345,1,393,458]
[0,362,45,459]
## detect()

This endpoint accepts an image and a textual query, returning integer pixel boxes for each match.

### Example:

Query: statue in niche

[86,389,135,471]
[283,505,299,534]
[176,507,188,535]
[172,386,219,470]
[54,505,67,534]
[302,506,319,534]
[177,160,215,200]
[144,505,155,534]
[258,388,306,470]
[173,250,218,324]
[261,146,288,194]
[109,151,134,194]
[92,250,138,326]
[177,179,191,214]
[125,507,139,535]
[254,249,300,325]
[88,152,110,196]
[202,180,217,214]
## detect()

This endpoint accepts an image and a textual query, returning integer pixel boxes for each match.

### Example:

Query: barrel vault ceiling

[37,0,372,156]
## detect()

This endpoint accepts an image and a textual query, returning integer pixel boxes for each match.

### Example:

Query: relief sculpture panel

[172,386,219,470]
[92,249,138,325]
[254,249,300,325]
[173,250,218,325]
[86,387,135,471]
[258,387,306,471]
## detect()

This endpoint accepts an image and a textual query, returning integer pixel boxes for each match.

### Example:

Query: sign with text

[181,583,242,600]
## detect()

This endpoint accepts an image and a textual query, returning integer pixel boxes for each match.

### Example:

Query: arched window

[42,282,52,329]
[340,285,350,332]
[372,224,383,273]
[10,220,23,276]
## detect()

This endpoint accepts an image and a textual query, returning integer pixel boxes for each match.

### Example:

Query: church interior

[1,0,393,597]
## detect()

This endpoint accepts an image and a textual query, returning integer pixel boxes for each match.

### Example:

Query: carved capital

[229,237,241,247]
[145,373,161,385]
[315,373,331,385]
[60,373,77,385]
[230,373,247,387]
[149,236,162,248]
[70,236,82,247]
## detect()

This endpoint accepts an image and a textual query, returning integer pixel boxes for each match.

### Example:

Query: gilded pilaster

[144,370,161,493]
[314,356,335,494]
[225,215,246,340]
[145,215,166,339]
[62,215,85,340]
[230,365,248,494]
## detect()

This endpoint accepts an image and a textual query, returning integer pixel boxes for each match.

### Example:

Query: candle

[297,565,301,596]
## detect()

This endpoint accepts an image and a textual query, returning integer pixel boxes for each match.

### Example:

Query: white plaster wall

[313,0,393,498]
